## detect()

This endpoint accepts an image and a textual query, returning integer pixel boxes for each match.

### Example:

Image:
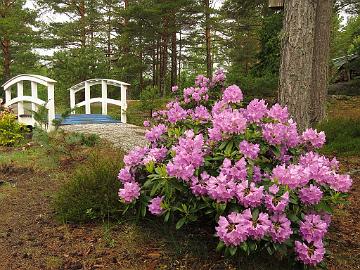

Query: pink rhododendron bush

[117,70,352,267]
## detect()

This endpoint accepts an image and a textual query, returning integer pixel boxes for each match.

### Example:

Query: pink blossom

[244,99,268,122]
[171,85,178,92]
[299,214,328,242]
[248,211,271,240]
[262,120,299,148]
[299,185,323,205]
[235,181,264,208]
[167,132,204,181]
[148,196,164,215]
[118,167,133,183]
[272,164,310,189]
[302,128,326,148]
[118,182,141,203]
[212,109,247,135]
[124,147,149,167]
[206,173,236,202]
[192,105,211,122]
[264,185,289,213]
[267,104,289,123]
[269,214,293,243]
[216,210,252,246]
[166,102,188,123]
[211,69,226,86]
[143,120,151,127]
[220,158,247,182]
[222,85,243,103]
[295,240,325,266]
[239,140,260,160]
[145,124,167,143]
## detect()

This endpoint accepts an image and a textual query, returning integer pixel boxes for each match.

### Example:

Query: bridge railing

[69,79,129,123]
[1,74,56,131]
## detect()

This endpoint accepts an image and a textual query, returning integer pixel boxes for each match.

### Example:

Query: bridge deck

[55,114,121,125]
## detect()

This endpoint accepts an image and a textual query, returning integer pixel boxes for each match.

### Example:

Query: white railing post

[31,81,38,113]
[70,89,76,114]
[17,81,24,116]
[120,84,127,123]
[101,80,108,115]
[4,88,11,104]
[85,81,91,114]
[47,83,55,131]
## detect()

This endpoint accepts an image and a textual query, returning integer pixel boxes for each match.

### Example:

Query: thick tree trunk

[310,0,332,126]
[279,0,316,131]
[204,0,212,78]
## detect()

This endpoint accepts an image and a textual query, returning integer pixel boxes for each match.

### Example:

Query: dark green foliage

[328,78,360,96]
[227,72,278,97]
[54,151,124,223]
[318,118,360,156]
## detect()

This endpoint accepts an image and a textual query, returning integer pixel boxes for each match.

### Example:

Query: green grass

[0,146,57,170]
[317,118,360,156]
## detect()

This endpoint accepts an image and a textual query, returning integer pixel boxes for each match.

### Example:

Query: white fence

[69,79,129,123]
[1,74,56,131]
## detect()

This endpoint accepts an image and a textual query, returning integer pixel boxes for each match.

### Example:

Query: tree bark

[204,0,212,78]
[1,38,11,82]
[278,0,316,131]
[171,17,177,87]
[160,17,169,96]
[310,0,332,126]
[79,0,86,48]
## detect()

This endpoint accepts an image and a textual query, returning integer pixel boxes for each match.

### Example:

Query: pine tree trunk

[279,0,316,131]
[79,0,86,48]
[310,0,332,126]
[178,30,182,85]
[204,0,212,78]
[160,17,169,96]
[1,38,11,82]
[171,18,177,87]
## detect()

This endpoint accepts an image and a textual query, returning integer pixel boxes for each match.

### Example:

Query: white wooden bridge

[1,74,129,131]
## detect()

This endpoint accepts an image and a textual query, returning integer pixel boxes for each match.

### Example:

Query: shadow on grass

[318,118,360,156]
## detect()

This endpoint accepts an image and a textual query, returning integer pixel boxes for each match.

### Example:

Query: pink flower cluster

[295,214,329,265]
[117,71,353,267]
[167,131,205,181]
[216,209,292,246]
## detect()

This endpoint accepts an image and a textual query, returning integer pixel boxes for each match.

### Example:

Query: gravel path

[61,123,147,152]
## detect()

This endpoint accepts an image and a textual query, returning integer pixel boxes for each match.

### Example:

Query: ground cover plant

[117,70,353,268]
[0,107,28,146]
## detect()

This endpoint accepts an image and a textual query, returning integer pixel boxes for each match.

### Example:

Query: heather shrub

[117,70,352,267]
[54,151,123,223]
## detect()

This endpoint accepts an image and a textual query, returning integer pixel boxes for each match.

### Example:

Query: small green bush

[317,118,360,156]
[0,108,28,146]
[54,150,124,223]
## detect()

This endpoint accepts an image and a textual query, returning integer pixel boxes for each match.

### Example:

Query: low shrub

[54,150,124,223]
[33,128,100,161]
[0,107,28,146]
[117,70,352,268]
